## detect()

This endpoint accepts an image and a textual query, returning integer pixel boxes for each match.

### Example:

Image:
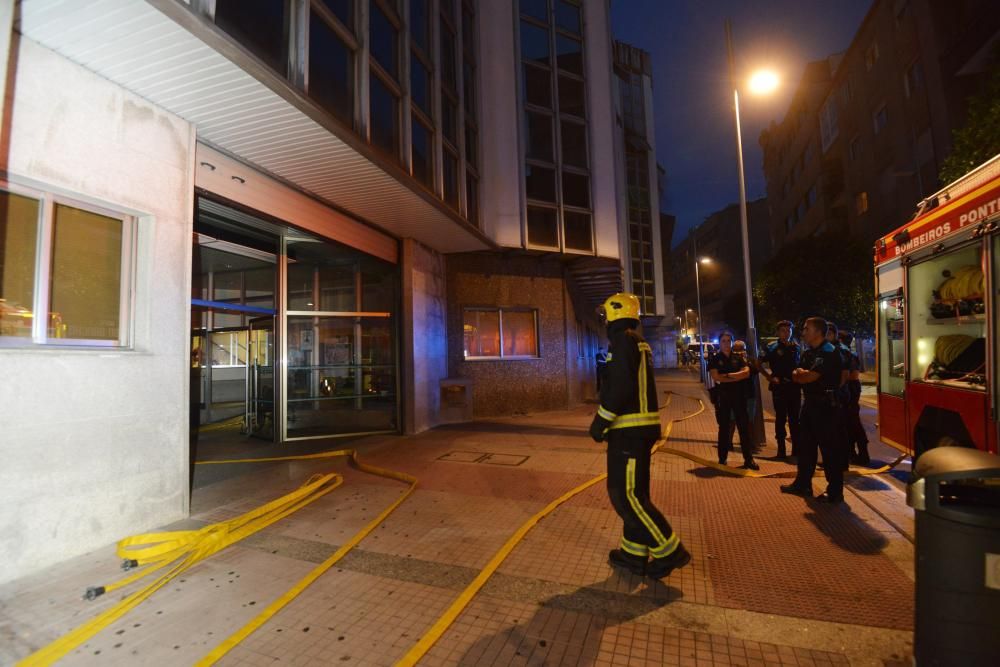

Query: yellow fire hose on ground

[20,390,907,666]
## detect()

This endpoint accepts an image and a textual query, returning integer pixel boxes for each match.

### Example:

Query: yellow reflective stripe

[597,406,617,421]
[638,342,651,414]
[625,458,671,549]
[608,412,661,430]
[620,537,648,556]
[650,533,680,558]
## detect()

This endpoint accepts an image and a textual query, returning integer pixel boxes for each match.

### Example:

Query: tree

[939,63,1000,184]
[753,232,875,336]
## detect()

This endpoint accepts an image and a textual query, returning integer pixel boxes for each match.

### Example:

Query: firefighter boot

[646,543,691,580]
[608,549,646,576]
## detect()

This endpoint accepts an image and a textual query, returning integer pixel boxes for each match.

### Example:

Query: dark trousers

[794,400,844,498]
[845,381,868,454]
[771,383,801,455]
[715,390,753,465]
[606,433,678,559]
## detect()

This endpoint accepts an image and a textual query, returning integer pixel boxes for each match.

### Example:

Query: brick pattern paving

[0,371,912,666]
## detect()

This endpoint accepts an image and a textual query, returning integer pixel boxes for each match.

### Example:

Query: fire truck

[874,153,1000,458]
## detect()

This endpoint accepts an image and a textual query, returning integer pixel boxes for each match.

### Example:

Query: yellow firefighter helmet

[598,292,641,323]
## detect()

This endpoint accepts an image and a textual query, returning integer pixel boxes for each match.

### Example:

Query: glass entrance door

[247,316,275,439]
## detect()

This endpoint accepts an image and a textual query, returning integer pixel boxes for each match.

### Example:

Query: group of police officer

[753,317,870,504]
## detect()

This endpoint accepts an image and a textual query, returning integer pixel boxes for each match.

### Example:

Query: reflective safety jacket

[596,323,661,439]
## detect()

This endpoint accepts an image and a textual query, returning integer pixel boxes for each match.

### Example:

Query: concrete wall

[0,35,193,584]
[446,253,572,417]
[402,239,448,434]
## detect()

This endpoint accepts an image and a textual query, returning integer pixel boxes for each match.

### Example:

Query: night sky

[611,0,873,246]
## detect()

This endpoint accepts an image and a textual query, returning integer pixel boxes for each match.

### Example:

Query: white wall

[0,35,194,584]
[586,0,622,260]
[477,0,523,248]
[401,239,448,434]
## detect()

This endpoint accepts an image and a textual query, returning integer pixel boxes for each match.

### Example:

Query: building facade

[0,0,629,583]
[760,0,1000,248]
[612,40,676,366]
[670,199,771,339]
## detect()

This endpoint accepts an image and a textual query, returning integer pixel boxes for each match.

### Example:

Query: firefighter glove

[589,414,612,442]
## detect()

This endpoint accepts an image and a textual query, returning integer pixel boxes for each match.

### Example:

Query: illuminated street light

[725,20,780,444]
[747,69,779,96]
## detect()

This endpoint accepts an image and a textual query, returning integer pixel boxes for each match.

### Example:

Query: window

[877,263,904,396]
[369,1,399,80]
[443,149,460,208]
[0,184,134,346]
[855,191,869,215]
[907,244,986,391]
[411,116,433,188]
[409,0,430,51]
[520,0,591,253]
[369,74,400,157]
[214,0,290,76]
[865,41,879,71]
[850,135,862,162]
[309,9,355,127]
[904,61,924,99]
[819,97,839,152]
[806,185,817,209]
[785,215,794,233]
[463,308,539,359]
[873,104,888,134]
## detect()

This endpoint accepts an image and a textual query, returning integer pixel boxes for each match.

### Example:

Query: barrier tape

[17,449,415,667]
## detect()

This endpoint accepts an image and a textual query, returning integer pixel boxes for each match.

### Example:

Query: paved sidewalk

[0,370,914,666]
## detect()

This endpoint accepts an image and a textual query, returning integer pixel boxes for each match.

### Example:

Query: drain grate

[437,451,529,466]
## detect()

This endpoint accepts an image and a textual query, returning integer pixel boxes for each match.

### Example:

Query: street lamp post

[695,258,710,385]
[724,19,778,445]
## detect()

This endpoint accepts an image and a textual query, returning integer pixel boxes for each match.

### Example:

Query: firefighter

[708,332,759,470]
[781,316,846,503]
[757,320,801,460]
[838,331,870,465]
[590,292,691,579]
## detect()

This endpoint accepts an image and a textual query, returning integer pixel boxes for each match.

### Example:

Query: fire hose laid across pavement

[18,391,909,666]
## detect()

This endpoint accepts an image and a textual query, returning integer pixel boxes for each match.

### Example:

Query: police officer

[757,320,801,460]
[590,293,691,579]
[708,332,759,470]
[838,331,870,465]
[826,323,852,472]
[781,317,846,503]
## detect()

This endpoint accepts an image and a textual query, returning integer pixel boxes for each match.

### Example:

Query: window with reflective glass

[443,150,460,208]
[442,96,458,145]
[520,0,549,23]
[410,0,430,50]
[523,65,552,108]
[0,191,39,339]
[215,0,289,76]
[370,1,399,79]
[527,206,558,247]
[520,21,551,66]
[525,112,554,162]
[907,244,986,390]
[463,309,500,357]
[555,35,583,75]
[878,291,905,396]
[464,126,477,165]
[441,24,457,90]
[463,61,477,117]
[309,10,355,126]
[562,172,589,208]
[50,204,125,342]
[411,58,431,114]
[463,308,538,358]
[563,211,592,251]
[554,1,580,34]
[526,165,556,202]
[560,120,587,167]
[319,0,353,30]
[466,173,479,224]
[369,74,400,158]
[502,310,538,357]
[558,75,585,116]
[411,116,433,188]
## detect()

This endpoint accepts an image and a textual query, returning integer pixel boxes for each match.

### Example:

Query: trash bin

[439,378,473,424]
[907,447,1000,666]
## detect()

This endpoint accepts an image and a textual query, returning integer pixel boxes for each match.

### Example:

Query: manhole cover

[437,451,487,463]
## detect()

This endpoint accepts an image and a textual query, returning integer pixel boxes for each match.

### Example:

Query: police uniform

[707,349,756,468]
[760,338,801,458]
[785,340,845,501]
[590,293,690,580]
[833,339,853,472]
[843,346,869,464]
